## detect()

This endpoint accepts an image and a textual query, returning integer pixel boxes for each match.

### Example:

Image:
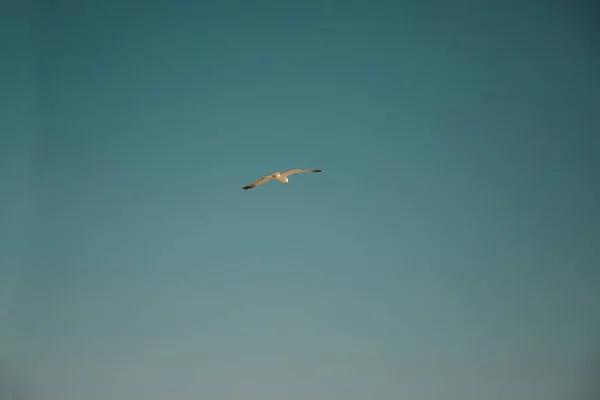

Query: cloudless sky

[2,0,600,399]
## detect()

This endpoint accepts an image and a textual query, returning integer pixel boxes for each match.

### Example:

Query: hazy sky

[2,0,600,399]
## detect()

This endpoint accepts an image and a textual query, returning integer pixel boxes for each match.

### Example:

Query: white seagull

[241,169,323,191]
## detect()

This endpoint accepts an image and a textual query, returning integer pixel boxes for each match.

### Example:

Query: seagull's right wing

[281,169,323,178]
[241,175,275,190]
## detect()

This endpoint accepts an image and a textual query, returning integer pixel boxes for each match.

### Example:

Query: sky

[1,0,600,399]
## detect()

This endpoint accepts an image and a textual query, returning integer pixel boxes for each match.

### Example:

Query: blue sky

[1,0,599,399]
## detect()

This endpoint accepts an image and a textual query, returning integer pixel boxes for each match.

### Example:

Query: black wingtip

[313,169,323,172]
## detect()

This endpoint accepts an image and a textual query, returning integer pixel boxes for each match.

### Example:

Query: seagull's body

[241,169,323,191]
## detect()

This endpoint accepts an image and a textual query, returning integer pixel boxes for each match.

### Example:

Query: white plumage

[241,169,323,191]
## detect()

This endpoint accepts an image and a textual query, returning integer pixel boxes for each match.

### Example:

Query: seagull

[241,169,323,191]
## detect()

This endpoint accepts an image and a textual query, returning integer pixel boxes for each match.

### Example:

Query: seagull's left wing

[241,174,275,190]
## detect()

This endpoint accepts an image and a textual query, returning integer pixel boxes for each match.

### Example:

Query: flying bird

[241,169,323,191]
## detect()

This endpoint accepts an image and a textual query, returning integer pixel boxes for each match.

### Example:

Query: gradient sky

[2,0,600,399]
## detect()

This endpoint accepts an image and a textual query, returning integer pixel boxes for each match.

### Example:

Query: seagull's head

[272,172,281,178]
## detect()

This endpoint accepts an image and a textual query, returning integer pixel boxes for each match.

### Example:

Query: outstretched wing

[281,169,323,178]
[241,174,275,190]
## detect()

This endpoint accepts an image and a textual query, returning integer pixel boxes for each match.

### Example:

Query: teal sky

[2,0,600,399]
